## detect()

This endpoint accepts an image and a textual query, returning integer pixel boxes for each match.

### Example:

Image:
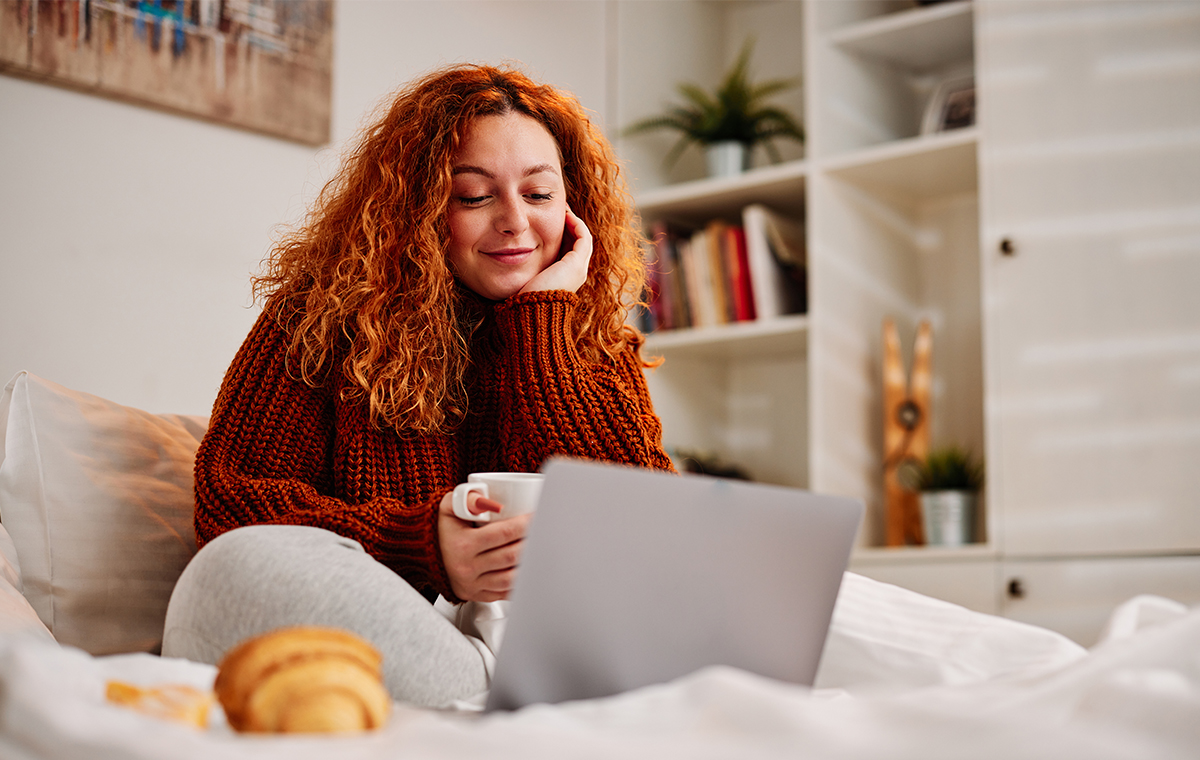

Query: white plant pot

[705,141,750,177]
[920,490,978,546]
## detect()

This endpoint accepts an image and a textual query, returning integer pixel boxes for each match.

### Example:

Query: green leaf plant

[909,446,985,493]
[623,39,804,169]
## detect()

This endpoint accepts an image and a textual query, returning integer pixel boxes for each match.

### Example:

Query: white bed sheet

[1,576,1197,760]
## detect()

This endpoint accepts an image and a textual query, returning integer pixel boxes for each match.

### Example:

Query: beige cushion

[0,372,207,655]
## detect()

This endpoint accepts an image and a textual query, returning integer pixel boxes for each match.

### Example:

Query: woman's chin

[469,278,531,302]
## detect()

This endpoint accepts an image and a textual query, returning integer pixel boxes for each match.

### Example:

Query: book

[682,228,718,328]
[643,222,698,332]
[646,221,671,331]
[667,233,692,329]
[742,204,807,320]
[641,233,663,332]
[714,224,754,322]
[703,220,732,325]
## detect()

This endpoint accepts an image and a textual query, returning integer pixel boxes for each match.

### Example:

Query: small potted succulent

[910,446,984,546]
[623,39,804,178]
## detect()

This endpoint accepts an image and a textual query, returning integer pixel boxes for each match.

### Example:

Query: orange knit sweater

[193,289,674,601]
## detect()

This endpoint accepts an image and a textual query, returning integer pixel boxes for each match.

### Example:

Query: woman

[163,64,673,706]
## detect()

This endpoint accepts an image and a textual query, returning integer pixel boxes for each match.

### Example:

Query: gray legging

[162,524,488,707]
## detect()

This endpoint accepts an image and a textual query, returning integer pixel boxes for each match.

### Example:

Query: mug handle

[452,482,492,522]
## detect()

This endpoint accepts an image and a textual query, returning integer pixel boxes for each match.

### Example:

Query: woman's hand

[437,490,531,602]
[519,208,593,295]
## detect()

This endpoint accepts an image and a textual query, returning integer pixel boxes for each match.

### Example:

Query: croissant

[215,626,391,733]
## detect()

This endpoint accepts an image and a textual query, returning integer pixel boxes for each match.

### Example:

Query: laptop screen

[486,458,863,711]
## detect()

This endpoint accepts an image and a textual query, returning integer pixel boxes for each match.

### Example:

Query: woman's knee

[163,525,363,662]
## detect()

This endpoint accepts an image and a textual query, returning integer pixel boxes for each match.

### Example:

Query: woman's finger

[467,494,503,517]
[565,208,593,262]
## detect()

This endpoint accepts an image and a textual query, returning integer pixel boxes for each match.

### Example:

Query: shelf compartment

[636,160,807,224]
[821,127,977,208]
[830,0,974,74]
[852,542,997,565]
[643,314,808,360]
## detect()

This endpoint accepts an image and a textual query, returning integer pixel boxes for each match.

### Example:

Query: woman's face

[446,112,567,301]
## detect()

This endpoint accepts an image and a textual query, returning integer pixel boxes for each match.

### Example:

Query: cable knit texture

[194,290,673,602]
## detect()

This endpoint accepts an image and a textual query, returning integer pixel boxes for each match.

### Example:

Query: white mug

[452,472,544,522]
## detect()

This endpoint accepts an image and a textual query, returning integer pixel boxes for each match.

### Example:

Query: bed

[1,371,1197,759]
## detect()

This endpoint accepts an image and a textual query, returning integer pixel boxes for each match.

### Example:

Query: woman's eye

[527,193,553,202]
[457,195,489,206]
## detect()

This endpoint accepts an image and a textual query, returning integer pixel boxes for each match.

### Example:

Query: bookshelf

[625,0,1200,646]
[635,135,811,491]
[806,1,983,554]
[633,0,982,529]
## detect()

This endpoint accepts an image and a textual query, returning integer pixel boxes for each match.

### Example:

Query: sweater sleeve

[490,290,675,472]
[192,310,453,597]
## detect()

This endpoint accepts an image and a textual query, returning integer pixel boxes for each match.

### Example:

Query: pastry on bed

[106,681,214,728]
[214,626,391,733]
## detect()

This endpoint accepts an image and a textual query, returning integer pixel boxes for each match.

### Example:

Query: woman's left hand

[520,209,592,295]
[437,490,530,602]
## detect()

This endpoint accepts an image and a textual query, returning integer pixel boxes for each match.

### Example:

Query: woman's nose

[493,195,528,235]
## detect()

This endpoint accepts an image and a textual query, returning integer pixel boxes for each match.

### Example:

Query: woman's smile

[484,246,535,258]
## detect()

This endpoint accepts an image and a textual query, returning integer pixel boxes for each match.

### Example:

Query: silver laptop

[485,458,863,711]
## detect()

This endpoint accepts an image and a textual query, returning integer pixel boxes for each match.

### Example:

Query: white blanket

[1,574,1197,760]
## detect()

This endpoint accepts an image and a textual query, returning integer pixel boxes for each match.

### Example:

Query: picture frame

[0,0,333,146]
[920,74,975,135]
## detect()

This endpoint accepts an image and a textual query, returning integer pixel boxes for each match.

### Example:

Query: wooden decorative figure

[882,318,932,546]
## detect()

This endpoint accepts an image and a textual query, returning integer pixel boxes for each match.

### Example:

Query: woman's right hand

[437,490,531,602]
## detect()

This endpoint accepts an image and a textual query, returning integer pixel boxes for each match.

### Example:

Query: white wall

[0,0,669,415]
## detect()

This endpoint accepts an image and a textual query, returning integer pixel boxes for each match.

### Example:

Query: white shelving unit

[634,0,982,507]
[643,315,808,360]
[828,0,973,73]
[626,0,1200,645]
[822,128,977,209]
[637,145,810,490]
[806,0,983,552]
[636,160,808,223]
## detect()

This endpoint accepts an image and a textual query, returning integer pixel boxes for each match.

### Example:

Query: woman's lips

[483,247,535,262]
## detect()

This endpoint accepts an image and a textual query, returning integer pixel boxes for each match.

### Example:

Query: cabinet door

[977,1,1200,555]
[1001,555,1200,647]
[849,559,1000,615]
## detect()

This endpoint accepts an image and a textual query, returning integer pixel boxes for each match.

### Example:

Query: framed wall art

[0,0,333,145]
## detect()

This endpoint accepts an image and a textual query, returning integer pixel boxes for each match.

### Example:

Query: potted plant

[623,39,804,178]
[910,446,984,546]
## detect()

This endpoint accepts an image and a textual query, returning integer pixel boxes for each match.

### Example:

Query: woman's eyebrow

[522,163,560,177]
[451,163,559,178]
[451,164,493,178]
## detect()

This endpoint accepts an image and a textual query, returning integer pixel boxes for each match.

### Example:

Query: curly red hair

[254,64,649,434]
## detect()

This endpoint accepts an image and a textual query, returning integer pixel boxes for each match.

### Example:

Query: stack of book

[639,204,807,334]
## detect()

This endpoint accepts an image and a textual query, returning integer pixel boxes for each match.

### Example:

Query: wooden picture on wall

[0,0,332,146]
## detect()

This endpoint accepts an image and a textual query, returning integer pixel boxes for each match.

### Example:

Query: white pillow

[815,572,1087,693]
[0,372,207,655]
[0,522,55,643]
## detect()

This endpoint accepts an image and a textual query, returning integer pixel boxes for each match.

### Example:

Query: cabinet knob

[1006,577,1026,599]
[999,238,1016,256]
